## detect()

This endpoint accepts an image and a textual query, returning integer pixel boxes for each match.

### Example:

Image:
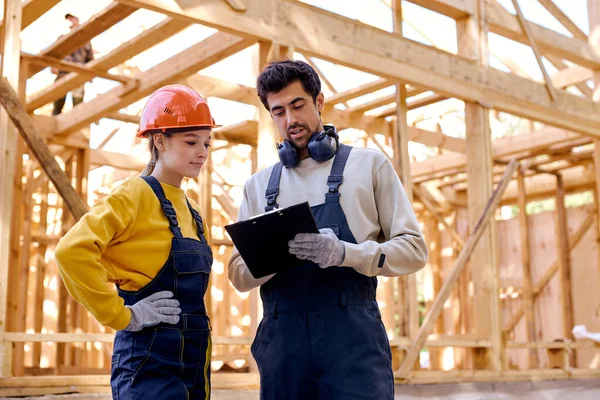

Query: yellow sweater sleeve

[55,186,135,331]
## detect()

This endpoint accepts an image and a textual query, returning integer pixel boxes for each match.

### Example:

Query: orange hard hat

[136,84,220,138]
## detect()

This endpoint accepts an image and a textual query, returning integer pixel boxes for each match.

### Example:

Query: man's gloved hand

[288,228,345,268]
[124,290,181,332]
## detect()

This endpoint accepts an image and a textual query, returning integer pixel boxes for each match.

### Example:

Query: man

[228,60,428,399]
[51,13,94,115]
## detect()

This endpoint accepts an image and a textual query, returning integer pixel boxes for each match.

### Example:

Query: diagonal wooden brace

[397,158,519,378]
[0,77,88,220]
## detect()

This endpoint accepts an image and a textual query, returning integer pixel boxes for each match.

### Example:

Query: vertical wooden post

[425,214,444,369]
[56,156,74,370]
[0,0,23,378]
[257,42,291,171]
[198,150,213,319]
[457,0,502,371]
[392,0,419,347]
[555,174,576,367]
[33,179,49,366]
[517,169,538,368]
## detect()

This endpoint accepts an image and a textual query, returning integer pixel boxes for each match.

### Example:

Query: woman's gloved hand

[124,290,181,332]
[288,228,345,268]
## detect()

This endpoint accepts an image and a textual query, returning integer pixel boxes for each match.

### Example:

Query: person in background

[51,13,94,115]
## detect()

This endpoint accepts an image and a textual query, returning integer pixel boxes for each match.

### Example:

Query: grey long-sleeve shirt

[228,146,428,292]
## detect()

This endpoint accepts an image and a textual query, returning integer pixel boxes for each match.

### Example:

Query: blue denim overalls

[251,144,394,399]
[110,176,213,400]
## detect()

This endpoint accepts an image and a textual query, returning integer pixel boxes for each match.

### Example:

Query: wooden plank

[516,169,538,368]
[510,0,557,101]
[27,17,191,111]
[326,79,390,104]
[28,3,137,77]
[21,52,132,83]
[458,1,502,371]
[551,66,594,89]
[0,0,22,379]
[412,127,582,179]
[32,180,49,366]
[0,78,89,220]
[392,0,418,345]
[537,0,587,41]
[115,0,600,137]
[223,0,246,12]
[485,0,600,69]
[53,33,254,135]
[405,0,475,19]
[555,174,576,365]
[397,159,519,378]
[0,0,60,31]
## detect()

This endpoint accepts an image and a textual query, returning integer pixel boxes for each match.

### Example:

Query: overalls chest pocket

[172,245,213,296]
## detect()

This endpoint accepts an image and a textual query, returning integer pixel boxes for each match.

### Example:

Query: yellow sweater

[55,177,207,331]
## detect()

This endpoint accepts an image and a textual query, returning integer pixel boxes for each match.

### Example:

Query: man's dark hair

[64,13,77,19]
[256,60,321,111]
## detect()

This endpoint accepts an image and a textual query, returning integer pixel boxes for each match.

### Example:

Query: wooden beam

[412,127,583,179]
[458,0,502,371]
[106,113,139,124]
[486,0,600,69]
[28,3,137,77]
[551,66,594,89]
[546,55,594,98]
[27,17,191,111]
[537,0,587,41]
[397,159,519,378]
[115,0,600,137]
[52,33,253,135]
[0,0,22,378]
[21,53,132,84]
[392,0,419,347]
[0,0,61,31]
[555,174,575,365]
[405,0,475,19]
[0,78,89,219]
[185,74,260,107]
[510,0,557,101]
[516,169,538,368]
[326,79,391,104]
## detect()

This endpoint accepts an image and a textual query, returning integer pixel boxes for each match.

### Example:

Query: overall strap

[186,198,208,245]
[326,144,352,201]
[264,162,284,212]
[141,176,183,238]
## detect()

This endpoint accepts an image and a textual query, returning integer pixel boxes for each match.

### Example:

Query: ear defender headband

[277,124,340,168]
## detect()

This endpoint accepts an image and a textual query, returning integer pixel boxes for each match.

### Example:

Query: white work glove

[124,290,181,332]
[288,228,345,268]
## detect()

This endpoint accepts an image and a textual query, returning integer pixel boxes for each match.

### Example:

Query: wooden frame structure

[1,0,600,396]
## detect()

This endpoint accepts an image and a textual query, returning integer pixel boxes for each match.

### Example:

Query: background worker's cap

[136,84,221,138]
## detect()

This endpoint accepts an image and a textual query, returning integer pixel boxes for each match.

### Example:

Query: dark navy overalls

[251,145,394,399]
[110,176,213,400]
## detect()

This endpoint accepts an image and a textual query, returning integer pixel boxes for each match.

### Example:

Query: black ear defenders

[277,124,339,168]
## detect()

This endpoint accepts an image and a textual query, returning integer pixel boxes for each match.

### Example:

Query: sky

[14,0,597,167]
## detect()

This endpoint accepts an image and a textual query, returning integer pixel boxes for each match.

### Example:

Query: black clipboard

[225,201,319,279]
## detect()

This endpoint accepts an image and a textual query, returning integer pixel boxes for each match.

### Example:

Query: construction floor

[3,379,600,400]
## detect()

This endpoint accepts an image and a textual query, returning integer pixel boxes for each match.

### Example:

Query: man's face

[266,80,324,158]
[67,16,79,29]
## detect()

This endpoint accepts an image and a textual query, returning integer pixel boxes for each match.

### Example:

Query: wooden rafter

[28,3,137,77]
[53,33,254,135]
[27,17,192,111]
[537,0,587,41]
[114,0,600,137]
[510,0,557,101]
